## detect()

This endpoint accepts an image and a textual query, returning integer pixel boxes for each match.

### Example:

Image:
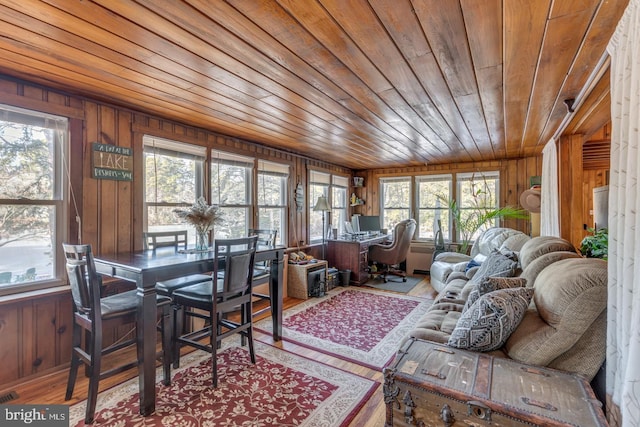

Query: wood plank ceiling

[0,0,629,169]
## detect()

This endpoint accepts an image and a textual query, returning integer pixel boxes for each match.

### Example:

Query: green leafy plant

[580,227,608,259]
[441,198,528,254]
[437,175,528,254]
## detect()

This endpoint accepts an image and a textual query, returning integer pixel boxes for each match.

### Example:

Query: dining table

[93,245,286,417]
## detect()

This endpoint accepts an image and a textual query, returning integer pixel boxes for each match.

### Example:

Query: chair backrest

[62,243,102,319]
[393,219,416,261]
[248,229,278,248]
[376,219,416,264]
[214,236,258,301]
[143,230,188,250]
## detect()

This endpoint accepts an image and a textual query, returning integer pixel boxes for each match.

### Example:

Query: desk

[327,235,389,285]
[93,246,285,417]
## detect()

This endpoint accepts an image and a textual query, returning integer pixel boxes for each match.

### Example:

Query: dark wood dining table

[93,245,285,417]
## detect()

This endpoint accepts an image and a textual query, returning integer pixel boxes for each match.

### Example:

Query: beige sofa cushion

[409,303,463,344]
[499,233,532,253]
[505,258,607,378]
[520,251,582,287]
[518,236,576,270]
[548,310,607,380]
[469,227,528,259]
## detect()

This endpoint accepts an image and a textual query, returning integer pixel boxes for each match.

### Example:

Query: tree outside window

[416,175,452,239]
[308,171,329,243]
[457,172,500,241]
[211,151,252,239]
[143,136,205,245]
[0,105,67,293]
[331,175,348,236]
[380,177,411,231]
[257,160,288,245]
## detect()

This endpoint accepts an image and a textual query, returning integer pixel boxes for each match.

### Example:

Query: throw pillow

[463,276,527,312]
[448,287,534,352]
[470,249,519,285]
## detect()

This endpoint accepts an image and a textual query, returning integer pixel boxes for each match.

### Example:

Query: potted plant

[579,227,608,260]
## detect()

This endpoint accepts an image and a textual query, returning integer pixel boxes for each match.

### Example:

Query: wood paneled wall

[558,125,610,249]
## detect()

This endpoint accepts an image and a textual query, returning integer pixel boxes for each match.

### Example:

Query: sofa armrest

[434,251,472,263]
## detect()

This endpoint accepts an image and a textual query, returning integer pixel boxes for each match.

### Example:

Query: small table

[93,245,285,417]
[287,260,328,299]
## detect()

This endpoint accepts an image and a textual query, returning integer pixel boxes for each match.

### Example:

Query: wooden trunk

[383,338,607,427]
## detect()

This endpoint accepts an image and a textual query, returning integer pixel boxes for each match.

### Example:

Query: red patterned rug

[255,287,433,369]
[69,341,376,426]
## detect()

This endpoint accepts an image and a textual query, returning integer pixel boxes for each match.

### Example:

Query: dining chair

[144,230,212,359]
[143,230,188,250]
[143,231,212,296]
[248,229,277,317]
[62,243,172,424]
[171,235,258,387]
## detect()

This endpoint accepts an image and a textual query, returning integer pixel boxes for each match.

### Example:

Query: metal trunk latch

[440,403,455,426]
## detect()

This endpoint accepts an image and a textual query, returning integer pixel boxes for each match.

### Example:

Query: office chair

[368,219,416,282]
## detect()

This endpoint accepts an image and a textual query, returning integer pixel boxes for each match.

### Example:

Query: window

[416,174,452,239]
[257,160,288,245]
[211,151,253,239]
[0,104,68,294]
[143,136,206,245]
[457,171,500,241]
[331,175,349,235]
[308,171,330,242]
[380,177,411,231]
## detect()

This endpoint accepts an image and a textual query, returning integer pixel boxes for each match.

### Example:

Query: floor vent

[0,390,18,404]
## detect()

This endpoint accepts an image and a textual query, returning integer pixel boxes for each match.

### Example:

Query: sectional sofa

[408,231,607,382]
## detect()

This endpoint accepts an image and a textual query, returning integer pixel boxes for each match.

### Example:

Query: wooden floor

[2,277,438,426]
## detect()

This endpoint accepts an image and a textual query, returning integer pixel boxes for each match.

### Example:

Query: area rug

[69,340,377,426]
[364,274,425,293]
[256,287,432,370]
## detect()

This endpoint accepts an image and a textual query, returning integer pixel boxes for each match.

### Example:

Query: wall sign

[91,142,133,181]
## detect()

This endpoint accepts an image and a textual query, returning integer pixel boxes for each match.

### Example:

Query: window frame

[331,175,349,236]
[256,160,289,245]
[211,150,253,239]
[0,104,68,296]
[143,136,207,245]
[379,176,412,232]
[456,171,500,242]
[415,174,452,240]
[308,170,330,243]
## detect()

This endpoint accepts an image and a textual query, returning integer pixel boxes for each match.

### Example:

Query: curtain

[606,0,640,425]
[540,139,560,237]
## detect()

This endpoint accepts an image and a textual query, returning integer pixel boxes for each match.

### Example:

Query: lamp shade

[313,196,331,212]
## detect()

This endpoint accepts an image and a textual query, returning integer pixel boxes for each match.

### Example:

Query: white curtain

[540,138,560,236]
[606,0,640,425]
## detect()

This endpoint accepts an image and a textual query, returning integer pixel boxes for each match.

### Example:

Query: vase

[195,229,209,251]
